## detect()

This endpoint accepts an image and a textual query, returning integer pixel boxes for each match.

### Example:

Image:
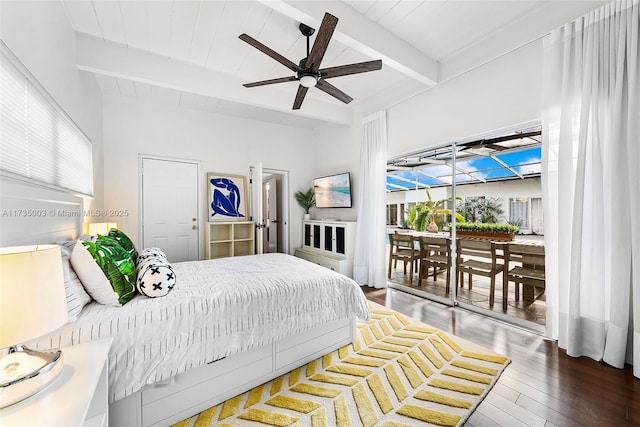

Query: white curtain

[353,110,388,288]
[542,0,640,376]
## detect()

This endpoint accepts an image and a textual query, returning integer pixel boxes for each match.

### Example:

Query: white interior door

[250,163,263,254]
[264,175,278,253]
[141,157,199,262]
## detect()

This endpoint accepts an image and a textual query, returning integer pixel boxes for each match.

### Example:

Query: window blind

[0,43,93,196]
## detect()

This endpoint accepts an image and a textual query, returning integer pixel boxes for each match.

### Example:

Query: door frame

[251,167,290,255]
[138,154,202,260]
[265,168,290,254]
[263,174,278,253]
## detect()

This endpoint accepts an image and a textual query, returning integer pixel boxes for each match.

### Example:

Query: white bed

[1,178,370,426]
[31,253,369,426]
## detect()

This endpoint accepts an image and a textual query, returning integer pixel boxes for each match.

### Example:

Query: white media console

[294,219,356,278]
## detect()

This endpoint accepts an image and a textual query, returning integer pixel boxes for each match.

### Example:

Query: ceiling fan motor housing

[297,56,320,86]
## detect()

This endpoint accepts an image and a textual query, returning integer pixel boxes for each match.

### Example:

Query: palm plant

[294,188,315,214]
[407,190,465,232]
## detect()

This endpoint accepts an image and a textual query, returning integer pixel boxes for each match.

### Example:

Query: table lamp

[87,222,117,236]
[0,245,68,408]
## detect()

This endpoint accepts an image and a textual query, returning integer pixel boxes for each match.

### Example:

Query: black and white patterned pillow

[136,247,167,267]
[135,248,176,298]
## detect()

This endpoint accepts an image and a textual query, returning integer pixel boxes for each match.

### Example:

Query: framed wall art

[207,172,249,221]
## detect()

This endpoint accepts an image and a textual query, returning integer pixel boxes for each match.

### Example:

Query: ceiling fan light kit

[299,74,318,88]
[239,12,382,110]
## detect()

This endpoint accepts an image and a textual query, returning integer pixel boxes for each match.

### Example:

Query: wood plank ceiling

[61,0,609,128]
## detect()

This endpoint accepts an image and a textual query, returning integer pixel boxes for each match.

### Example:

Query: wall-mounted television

[313,172,352,208]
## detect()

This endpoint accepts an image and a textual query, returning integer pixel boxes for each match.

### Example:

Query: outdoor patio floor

[387,246,546,326]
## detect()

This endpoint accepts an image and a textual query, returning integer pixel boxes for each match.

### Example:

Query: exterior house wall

[387,178,543,233]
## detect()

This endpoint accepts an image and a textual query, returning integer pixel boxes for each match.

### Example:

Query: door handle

[192,225,197,230]
[271,220,279,224]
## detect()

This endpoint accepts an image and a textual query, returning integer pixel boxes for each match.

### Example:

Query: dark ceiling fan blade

[239,34,301,73]
[320,59,382,79]
[293,85,309,110]
[243,76,298,88]
[304,13,338,70]
[316,80,353,104]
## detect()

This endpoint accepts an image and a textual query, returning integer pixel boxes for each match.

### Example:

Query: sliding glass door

[386,122,545,334]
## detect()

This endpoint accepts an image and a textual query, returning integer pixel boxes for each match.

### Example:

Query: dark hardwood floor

[362,286,639,426]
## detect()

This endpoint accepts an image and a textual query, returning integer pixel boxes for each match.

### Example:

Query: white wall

[0,1,104,212]
[299,33,545,232]
[0,1,545,250]
[387,41,543,157]
[309,121,362,222]
[103,96,315,255]
[384,40,544,229]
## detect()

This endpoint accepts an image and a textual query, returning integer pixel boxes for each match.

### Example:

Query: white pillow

[60,246,92,322]
[70,240,120,306]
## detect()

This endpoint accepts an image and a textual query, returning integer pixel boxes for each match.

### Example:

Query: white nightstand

[0,338,112,426]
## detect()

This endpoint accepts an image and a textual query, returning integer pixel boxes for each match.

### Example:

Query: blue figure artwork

[210,177,245,218]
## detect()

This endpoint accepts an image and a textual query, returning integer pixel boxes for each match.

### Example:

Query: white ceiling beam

[75,33,353,125]
[257,0,439,86]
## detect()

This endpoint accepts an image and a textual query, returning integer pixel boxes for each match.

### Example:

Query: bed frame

[110,316,355,426]
[0,176,358,427]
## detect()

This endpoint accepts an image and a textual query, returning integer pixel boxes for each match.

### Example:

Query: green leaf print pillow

[83,237,137,305]
[106,228,139,263]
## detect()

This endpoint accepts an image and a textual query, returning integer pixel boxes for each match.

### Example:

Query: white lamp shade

[0,245,67,348]
[88,222,117,235]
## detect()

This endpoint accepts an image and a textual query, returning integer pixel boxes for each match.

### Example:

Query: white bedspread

[28,253,370,402]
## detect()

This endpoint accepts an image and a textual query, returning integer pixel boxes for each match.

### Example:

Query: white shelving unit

[0,338,112,426]
[295,219,356,277]
[205,221,255,259]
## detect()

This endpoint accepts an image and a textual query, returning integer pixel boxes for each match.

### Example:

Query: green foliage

[83,239,136,305]
[457,197,504,223]
[407,190,465,232]
[399,219,411,229]
[294,188,315,214]
[456,222,520,235]
[507,219,524,229]
[107,228,138,262]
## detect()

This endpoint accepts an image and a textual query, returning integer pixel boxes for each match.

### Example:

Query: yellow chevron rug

[173,303,510,427]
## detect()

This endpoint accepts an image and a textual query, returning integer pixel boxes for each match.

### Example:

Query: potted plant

[294,188,315,220]
[407,190,465,232]
[454,222,520,241]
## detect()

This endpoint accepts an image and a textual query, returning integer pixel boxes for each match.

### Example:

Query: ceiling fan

[239,12,382,110]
